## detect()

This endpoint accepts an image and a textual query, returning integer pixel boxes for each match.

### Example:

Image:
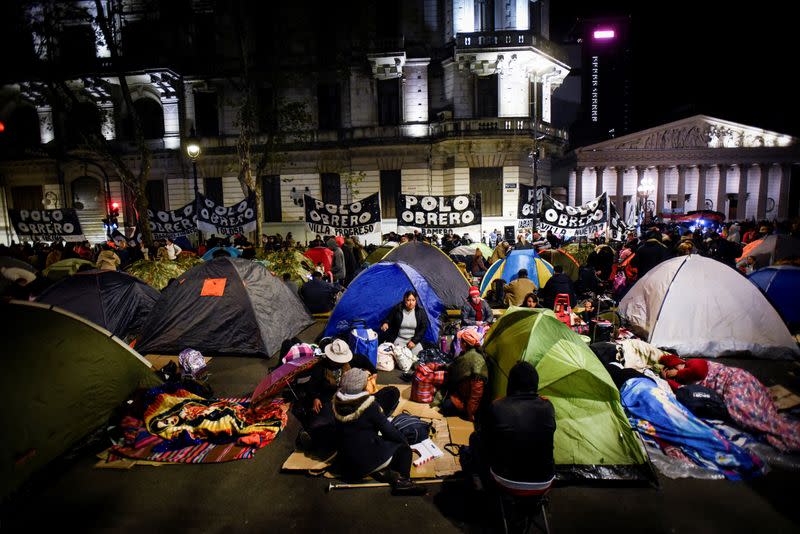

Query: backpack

[391,413,433,444]
[676,384,729,421]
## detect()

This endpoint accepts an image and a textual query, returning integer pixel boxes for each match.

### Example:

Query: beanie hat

[659,354,685,368]
[469,286,480,297]
[339,368,369,395]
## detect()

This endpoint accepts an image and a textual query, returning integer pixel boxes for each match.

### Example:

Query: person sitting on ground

[299,339,381,453]
[461,285,493,326]
[522,292,538,308]
[471,248,488,278]
[380,290,428,356]
[539,265,577,309]
[95,245,121,271]
[659,354,800,452]
[470,361,556,491]
[503,268,538,307]
[332,368,426,496]
[299,271,341,314]
[440,339,489,422]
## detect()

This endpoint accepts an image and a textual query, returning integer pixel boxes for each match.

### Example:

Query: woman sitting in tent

[471,248,488,279]
[522,292,539,308]
[660,355,800,453]
[380,290,428,356]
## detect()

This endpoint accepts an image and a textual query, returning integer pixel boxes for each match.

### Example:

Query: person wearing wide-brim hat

[299,338,398,453]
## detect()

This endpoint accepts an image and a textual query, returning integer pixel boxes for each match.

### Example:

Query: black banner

[396,193,481,229]
[607,198,629,241]
[9,208,85,242]
[148,200,197,240]
[196,192,258,236]
[304,193,381,236]
[517,185,549,229]
[537,193,608,239]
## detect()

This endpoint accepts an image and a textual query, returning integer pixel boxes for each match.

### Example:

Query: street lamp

[637,175,656,229]
[185,135,202,245]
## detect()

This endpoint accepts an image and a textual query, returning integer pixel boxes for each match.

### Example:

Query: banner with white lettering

[607,198,629,242]
[304,193,381,236]
[147,200,197,240]
[516,185,549,229]
[396,194,482,236]
[196,192,258,236]
[537,193,609,240]
[9,208,85,242]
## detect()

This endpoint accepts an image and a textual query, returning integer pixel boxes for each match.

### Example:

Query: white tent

[618,254,799,358]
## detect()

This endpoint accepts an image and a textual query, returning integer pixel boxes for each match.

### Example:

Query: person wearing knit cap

[333,369,426,496]
[468,361,556,491]
[461,285,493,326]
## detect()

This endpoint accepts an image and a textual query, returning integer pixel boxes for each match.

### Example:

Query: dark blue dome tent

[136,257,313,357]
[36,270,160,339]
[749,265,800,331]
[323,262,444,343]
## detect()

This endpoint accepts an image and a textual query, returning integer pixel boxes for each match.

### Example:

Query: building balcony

[455,31,568,64]
[194,118,567,152]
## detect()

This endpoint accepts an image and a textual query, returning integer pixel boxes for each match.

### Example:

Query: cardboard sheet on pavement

[768,385,800,410]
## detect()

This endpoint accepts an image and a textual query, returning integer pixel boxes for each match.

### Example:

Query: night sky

[549,1,799,137]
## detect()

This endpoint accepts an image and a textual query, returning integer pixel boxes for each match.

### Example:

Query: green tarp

[483,307,647,470]
[0,301,161,499]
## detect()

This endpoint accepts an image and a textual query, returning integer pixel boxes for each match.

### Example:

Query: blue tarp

[621,377,762,480]
[749,265,800,329]
[323,262,444,343]
[201,246,242,261]
[479,249,554,295]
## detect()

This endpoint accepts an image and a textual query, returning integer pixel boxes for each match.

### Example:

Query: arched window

[65,102,102,143]
[0,105,40,153]
[132,98,165,139]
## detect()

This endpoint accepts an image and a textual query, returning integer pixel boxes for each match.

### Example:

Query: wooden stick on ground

[326,478,446,492]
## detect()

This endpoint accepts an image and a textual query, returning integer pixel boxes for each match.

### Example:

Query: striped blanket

[108,391,288,464]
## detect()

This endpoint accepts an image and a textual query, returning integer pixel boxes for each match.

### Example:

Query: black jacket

[305,355,377,406]
[380,302,428,345]
[483,392,556,483]
[632,239,672,278]
[540,273,577,309]
[333,393,407,479]
[299,278,340,314]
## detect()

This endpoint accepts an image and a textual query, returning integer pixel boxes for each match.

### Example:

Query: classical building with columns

[562,115,799,222]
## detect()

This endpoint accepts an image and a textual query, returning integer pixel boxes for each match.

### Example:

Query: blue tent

[749,265,800,329]
[479,249,554,297]
[201,246,242,261]
[323,262,444,342]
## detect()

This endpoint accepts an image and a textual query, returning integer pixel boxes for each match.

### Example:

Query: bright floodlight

[593,29,615,40]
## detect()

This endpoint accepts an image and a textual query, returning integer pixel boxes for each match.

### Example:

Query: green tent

[0,301,161,499]
[483,307,648,477]
[365,244,396,265]
[42,258,94,280]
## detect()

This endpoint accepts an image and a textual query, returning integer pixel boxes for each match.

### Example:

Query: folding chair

[492,470,553,534]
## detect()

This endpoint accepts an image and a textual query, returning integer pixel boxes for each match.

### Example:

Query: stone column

[756,163,771,220]
[161,96,181,150]
[37,105,54,144]
[99,102,116,141]
[737,164,749,221]
[574,166,584,206]
[778,163,792,219]
[595,166,605,198]
[676,165,687,213]
[696,165,708,211]
[636,166,646,190]
[655,165,667,217]
[716,164,729,217]
[615,166,625,216]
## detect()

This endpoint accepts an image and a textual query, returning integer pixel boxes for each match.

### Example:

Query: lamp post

[185,138,202,245]
[528,135,545,231]
[637,176,656,231]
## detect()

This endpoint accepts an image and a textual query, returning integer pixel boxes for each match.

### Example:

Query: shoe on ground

[373,468,402,485]
[391,478,428,496]
[295,430,313,451]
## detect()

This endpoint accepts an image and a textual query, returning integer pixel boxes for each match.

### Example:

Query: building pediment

[580,115,795,152]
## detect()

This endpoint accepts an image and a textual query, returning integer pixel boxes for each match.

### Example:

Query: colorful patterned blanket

[108,388,288,464]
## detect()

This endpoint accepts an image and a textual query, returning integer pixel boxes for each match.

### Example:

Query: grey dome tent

[382,241,470,308]
[135,257,313,357]
[36,270,159,339]
[0,301,160,499]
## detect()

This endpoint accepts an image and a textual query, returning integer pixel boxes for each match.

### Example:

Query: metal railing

[455,31,567,63]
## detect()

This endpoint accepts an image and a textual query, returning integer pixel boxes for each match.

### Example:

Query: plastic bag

[393,344,417,373]
[178,348,207,378]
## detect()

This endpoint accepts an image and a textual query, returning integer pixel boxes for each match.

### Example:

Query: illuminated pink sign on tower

[593,29,616,40]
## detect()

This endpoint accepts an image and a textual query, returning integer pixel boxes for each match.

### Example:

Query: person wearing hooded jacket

[333,368,426,495]
[327,238,346,285]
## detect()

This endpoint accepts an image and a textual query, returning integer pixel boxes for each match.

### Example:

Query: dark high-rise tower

[571,15,632,147]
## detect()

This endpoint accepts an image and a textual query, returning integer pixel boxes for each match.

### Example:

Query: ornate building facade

[0,0,570,245]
